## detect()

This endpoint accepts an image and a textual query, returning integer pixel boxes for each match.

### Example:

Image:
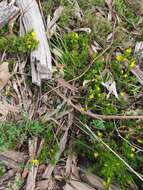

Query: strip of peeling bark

[16,0,52,86]
[0,1,20,29]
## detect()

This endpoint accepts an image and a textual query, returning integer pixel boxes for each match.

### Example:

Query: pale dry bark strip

[16,0,52,86]
[26,138,44,190]
[26,138,38,190]
[0,1,20,29]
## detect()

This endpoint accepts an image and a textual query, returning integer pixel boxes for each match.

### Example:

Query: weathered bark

[16,0,52,86]
[0,1,20,29]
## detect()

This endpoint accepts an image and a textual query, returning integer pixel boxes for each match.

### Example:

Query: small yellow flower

[89,94,94,99]
[97,131,103,137]
[120,92,124,96]
[96,86,100,91]
[103,181,106,186]
[130,153,134,158]
[31,159,39,166]
[126,47,132,53]
[28,44,31,48]
[129,60,135,68]
[123,73,128,78]
[31,31,36,37]
[97,93,101,97]
[107,177,111,184]
[81,107,87,112]
[94,152,99,158]
[131,147,136,152]
[116,55,124,62]
[121,70,124,74]
[72,32,79,39]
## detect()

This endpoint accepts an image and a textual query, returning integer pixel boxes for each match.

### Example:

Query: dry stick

[49,86,143,120]
[70,101,143,120]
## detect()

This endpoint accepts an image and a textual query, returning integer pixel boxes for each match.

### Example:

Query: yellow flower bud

[94,152,99,158]
[131,147,136,152]
[89,94,94,99]
[126,48,132,53]
[96,86,100,91]
[31,31,36,37]
[97,131,103,137]
[73,32,79,39]
[129,60,135,68]
[120,92,124,96]
[130,153,134,158]
[123,73,127,78]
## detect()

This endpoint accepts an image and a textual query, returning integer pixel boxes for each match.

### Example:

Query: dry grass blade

[74,0,84,21]
[66,154,73,177]
[48,6,64,29]
[57,78,78,93]
[47,6,64,38]
[0,62,10,90]
[0,101,19,121]
[130,65,143,86]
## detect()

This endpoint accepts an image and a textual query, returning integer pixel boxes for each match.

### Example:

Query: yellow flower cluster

[130,147,136,158]
[116,54,125,62]
[31,159,39,166]
[25,31,37,49]
[116,48,136,78]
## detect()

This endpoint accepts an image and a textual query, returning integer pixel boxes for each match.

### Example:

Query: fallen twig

[50,87,143,120]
